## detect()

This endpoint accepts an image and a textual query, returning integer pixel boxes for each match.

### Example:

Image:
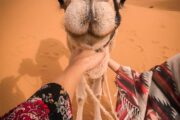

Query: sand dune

[127,0,180,11]
[0,0,179,119]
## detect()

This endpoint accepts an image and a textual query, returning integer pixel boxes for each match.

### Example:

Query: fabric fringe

[117,89,141,120]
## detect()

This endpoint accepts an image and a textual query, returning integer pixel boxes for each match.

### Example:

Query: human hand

[108,58,120,72]
[68,49,106,73]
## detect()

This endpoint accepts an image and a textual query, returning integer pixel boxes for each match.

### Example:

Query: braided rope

[83,79,114,120]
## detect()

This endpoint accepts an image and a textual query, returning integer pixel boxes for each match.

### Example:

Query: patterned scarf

[115,62,180,120]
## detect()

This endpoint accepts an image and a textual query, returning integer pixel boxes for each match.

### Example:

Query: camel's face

[58,0,123,78]
[58,0,122,50]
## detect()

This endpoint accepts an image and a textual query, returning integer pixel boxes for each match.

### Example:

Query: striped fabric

[115,58,180,120]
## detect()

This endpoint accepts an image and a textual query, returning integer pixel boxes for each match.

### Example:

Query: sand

[0,0,179,119]
[127,0,180,11]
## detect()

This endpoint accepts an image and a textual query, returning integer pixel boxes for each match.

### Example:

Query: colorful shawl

[115,55,180,120]
[0,83,73,120]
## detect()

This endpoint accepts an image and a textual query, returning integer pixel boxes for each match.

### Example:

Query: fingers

[69,49,106,71]
[89,50,106,62]
[72,49,105,60]
[85,50,106,70]
[70,48,82,58]
[108,58,120,72]
[70,47,120,73]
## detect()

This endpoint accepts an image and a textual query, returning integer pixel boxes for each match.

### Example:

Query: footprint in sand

[162,55,169,59]
[160,25,166,29]
[162,46,169,50]
[127,30,138,43]
[128,38,135,42]
[162,46,170,59]
[136,45,144,52]
[149,5,154,9]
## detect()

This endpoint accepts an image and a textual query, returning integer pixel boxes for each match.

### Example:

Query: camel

[57,0,126,119]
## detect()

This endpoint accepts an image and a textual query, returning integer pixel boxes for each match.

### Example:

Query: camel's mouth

[67,31,113,51]
[64,1,117,38]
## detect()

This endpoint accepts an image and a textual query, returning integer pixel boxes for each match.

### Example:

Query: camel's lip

[67,32,111,50]
[66,27,115,38]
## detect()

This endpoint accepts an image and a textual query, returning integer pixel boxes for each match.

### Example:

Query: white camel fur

[58,0,125,119]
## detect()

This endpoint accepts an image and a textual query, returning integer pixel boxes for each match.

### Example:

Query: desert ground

[0,0,180,119]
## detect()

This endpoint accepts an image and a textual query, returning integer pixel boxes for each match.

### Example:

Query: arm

[54,50,105,100]
[108,58,121,72]
[0,50,105,120]
[54,64,83,100]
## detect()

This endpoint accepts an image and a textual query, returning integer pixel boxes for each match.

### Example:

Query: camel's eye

[58,0,71,9]
[119,0,126,8]
[58,0,64,6]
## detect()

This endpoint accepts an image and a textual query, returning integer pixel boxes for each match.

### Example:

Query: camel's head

[58,0,125,78]
[58,0,125,49]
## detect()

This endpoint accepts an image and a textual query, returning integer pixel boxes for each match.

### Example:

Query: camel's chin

[64,1,116,37]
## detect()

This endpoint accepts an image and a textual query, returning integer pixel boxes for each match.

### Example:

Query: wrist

[66,64,85,75]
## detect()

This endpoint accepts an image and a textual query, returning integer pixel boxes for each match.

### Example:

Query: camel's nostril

[89,10,93,22]
[95,48,103,53]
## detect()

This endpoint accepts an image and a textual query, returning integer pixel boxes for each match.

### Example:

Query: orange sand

[0,0,179,119]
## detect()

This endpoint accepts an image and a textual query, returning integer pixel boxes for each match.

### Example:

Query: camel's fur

[58,0,125,119]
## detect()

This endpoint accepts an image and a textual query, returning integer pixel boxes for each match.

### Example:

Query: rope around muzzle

[83,29,119,120]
